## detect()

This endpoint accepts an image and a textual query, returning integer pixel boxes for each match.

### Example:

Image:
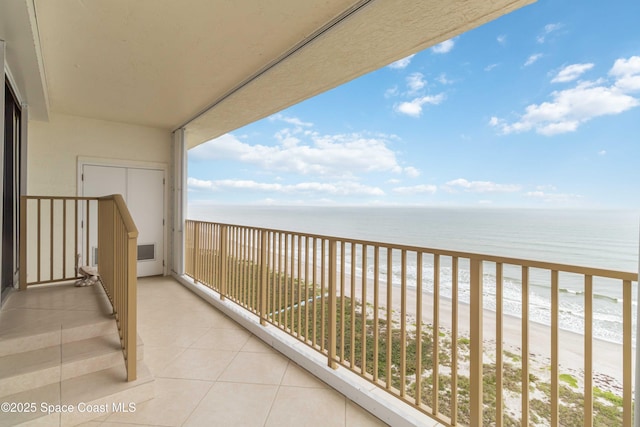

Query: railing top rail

[101,194,139,239]
[185,218,638,282]
[22,195,99,201]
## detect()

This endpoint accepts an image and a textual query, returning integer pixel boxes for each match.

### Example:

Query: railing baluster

[451,256,459,424]
[19,196,27,290]
[361,244,367,376]
[350,243,356,368]
[522,266,529,427]
[496,262,504,427]
[373,246,380,383]
[37,198,41,283]
[260,229,268,325]
[328,239,337,369]
[400,249,407,398]
[340,241,346,362]
[304,236,310,341]
[415,251,423,406]
[284,233,290,330]
[220,225,228,299]
[74,200,78,277]
[312,236,317,346]
[193,221,200,282]
[291,234,296,328]
[50,199,54,281]
[386,248,393,390]
[62,200,67,279]
[469,258,483,427]
[86,199,90,268]
[320,239,326,352]
[584,275,593,427]
[551,270,559,427]
[297,235,302,337]
[432,253,439,415]
[622,279,632,427]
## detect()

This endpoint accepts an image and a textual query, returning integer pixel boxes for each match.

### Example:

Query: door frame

[2,51,28,306]
[77,156,169,276]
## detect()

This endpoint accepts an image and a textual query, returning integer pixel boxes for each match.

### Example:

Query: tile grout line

[262,360,290,427]
[178,378,216,427]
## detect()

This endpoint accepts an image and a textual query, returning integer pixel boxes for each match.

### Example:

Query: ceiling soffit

[186,0,535,148]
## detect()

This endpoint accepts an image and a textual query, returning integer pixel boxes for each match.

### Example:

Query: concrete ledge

[173,273,443,427]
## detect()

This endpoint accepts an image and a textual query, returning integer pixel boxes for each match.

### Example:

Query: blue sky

[189,0,640,209]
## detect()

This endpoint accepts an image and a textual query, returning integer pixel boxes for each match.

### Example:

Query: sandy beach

[335,268,633,387]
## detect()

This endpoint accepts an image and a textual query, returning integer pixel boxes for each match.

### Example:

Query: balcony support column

[171,128,187,276]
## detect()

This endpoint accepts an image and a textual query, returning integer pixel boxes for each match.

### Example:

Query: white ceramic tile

[265,386,347,427]
[218,351,288,385]
[158,348,236,381]
[183,382,278,427]
[106,377,212,426]
[189,327,251,351]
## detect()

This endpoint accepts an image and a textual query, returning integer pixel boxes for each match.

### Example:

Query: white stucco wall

[28,113,172,196]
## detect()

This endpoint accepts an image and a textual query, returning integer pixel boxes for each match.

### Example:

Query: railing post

[220,225,228,300]
[260,230,268,325]
[327,239,337,369]
[126,230,137,381]
[469,257,483,427]
[19,196,27,290]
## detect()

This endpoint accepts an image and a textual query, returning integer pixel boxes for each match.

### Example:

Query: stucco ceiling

[14,0,535,147]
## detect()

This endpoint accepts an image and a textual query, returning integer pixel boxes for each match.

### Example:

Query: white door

[82,164,165,277]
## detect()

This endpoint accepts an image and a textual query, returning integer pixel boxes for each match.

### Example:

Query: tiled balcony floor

[83,276,387,427]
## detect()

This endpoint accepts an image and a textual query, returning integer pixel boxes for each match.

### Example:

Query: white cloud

[444,178,522,193]
[384,85,399,98]
[269,113,313,127]
[388,54,416,69]
[485,63,499,72]
[403,166,421,178]
[536,185,557,191]
[610,56,640,77]
[188,177,384,196]
[394,94,445,117]
[491,56,640,136]
[497,35,507,45]
[406,72,426,93]
[436,73,453,85]
[552,63,594,83]
[610,56,640,92]
[432,39,455,54]
[190,132,406,177]
[537,23,562,43]
[598,150,607,156]
[526,191,583,204]
[524,53,543,67]
[393,184,437,195]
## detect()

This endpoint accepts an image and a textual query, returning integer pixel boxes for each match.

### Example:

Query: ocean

[188,205,639,345]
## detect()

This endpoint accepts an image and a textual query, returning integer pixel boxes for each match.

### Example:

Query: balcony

[0,276,383,426]
[183,219,637,427]
[2,201,636,426]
